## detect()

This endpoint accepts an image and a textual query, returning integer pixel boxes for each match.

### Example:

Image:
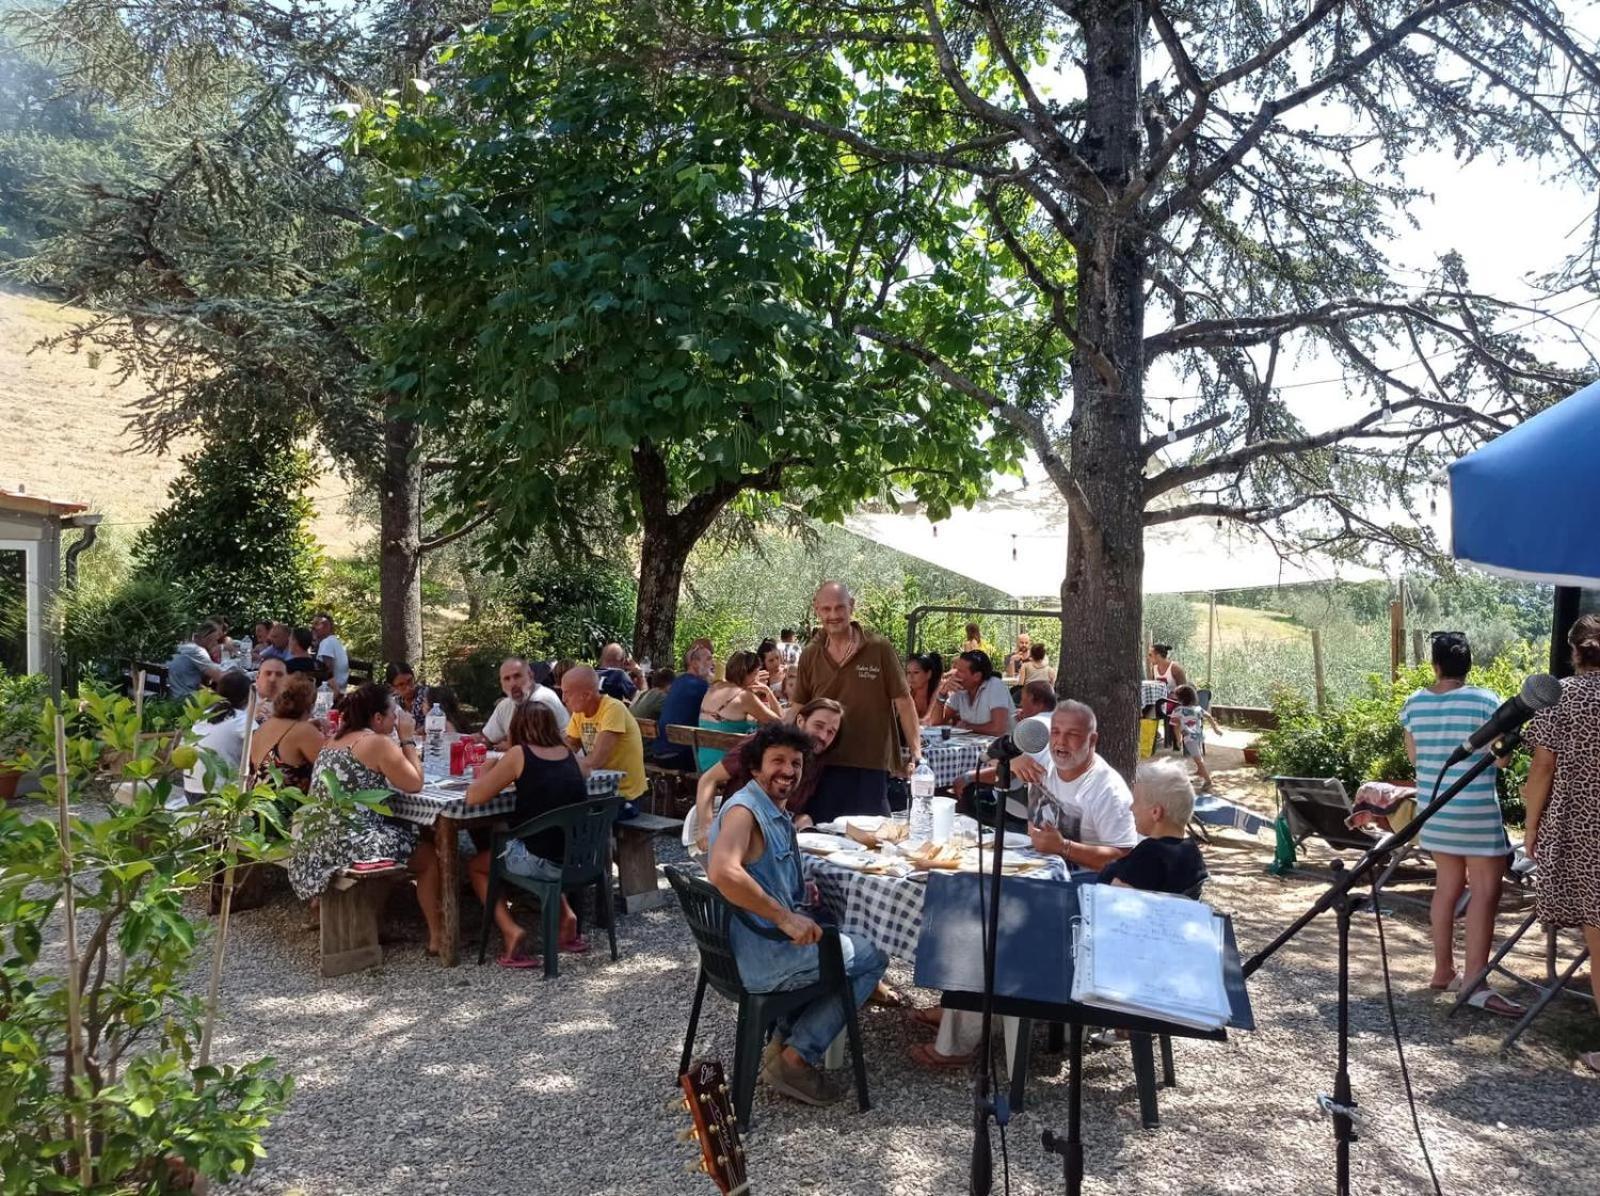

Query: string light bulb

[1166,398,1177,443]
[1011,534,1018,561]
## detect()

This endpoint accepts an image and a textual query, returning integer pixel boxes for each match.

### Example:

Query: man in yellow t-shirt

[559,666,647,800]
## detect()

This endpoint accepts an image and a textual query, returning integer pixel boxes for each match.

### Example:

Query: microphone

[1442,673,1561,769]
[986,716,1051,760]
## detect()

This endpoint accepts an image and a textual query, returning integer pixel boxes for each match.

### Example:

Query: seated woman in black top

[1099,759,1208,895]
[466,700,589,968]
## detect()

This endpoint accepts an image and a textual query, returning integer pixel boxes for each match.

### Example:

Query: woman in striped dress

[1400,631,1521,1015]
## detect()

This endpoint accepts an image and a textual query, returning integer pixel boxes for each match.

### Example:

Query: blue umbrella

[1448,378,1600,585]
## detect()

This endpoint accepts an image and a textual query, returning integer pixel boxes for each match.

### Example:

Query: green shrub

[314,557,384,663]
[423,606,546,722]
[0,668,50,768]
[515,559,635,660]
[1258,643,1544,825]
[133,439,322,629]
[57,572,194,683]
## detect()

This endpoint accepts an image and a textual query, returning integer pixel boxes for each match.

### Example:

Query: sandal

[909,1042,973,1070]
[559,935,591,954]
[1465,988,1524,1018]
[496,953,541,970]
[906,1006,943,1030]
[1428,975,1461,992]
[1579,1051,1600,1075]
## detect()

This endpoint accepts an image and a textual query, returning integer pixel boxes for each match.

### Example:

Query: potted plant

[0,669,48,801]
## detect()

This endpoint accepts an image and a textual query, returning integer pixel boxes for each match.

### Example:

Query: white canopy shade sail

[844,477,1382,599]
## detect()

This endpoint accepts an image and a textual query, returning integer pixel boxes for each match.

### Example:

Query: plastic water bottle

[425,702,446,762]
[313,683,332,722]
[909,760,937,842]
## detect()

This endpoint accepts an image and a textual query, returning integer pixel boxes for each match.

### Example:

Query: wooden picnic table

[387,766,623,966]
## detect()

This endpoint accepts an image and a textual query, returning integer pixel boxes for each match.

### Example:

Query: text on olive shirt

[789,623,910,772]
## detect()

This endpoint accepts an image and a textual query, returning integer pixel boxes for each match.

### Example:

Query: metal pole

[1311,628,1326,711]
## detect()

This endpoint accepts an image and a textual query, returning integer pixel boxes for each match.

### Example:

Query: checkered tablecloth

[804,851,1069,964]
[388,769,622,826]
[1192,792,1271,836]
[922,737,989,788]
[1140,679,1168,708]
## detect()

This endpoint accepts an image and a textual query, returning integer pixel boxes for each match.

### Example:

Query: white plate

[824,850,880,871]
[797,832,855,855]
[835,815,886,833]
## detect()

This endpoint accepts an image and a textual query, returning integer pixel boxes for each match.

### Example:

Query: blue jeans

[752,932,887,1068]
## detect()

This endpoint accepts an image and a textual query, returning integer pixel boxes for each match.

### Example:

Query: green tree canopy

[354,0,1053,660]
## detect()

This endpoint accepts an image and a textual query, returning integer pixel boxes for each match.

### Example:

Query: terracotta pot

[1242,747,1261,766]
[0,768,21,802]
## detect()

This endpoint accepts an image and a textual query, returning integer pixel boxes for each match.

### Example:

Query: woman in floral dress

[290,682,443,954]
[1523,613,1600,1075]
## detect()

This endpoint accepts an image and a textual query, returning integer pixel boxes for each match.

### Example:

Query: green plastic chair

[665,865,870,1130]
[476,795,620,978]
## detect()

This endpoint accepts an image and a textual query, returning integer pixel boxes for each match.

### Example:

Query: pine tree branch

[852,322,1101,548]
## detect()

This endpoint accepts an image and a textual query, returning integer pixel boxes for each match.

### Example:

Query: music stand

[915,872,1254,1196]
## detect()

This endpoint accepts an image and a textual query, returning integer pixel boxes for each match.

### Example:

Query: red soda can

[326,709,342,736]
[449,737,466,775]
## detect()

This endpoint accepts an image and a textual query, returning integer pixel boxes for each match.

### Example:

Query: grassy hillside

[1192,600,1302,643]
[0,288,370,554]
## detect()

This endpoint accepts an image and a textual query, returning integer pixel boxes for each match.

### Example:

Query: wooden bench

[346,657,375,687]
[638,719,696,816]
[319,864,411,978]
[614,813,684,912]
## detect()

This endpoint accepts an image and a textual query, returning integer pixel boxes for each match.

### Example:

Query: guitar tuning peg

[717,1083,730,1095]
[662,1096,691,1114]
[684,1158,710,1177]
[675,1126,699,1144]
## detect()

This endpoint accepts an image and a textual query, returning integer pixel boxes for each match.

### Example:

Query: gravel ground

[200,803,1600,1196]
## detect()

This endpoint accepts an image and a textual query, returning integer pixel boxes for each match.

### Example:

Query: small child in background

[1168,684,1223,792]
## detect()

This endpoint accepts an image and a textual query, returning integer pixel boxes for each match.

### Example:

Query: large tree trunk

[379,411,424,667]
[633,523,693,669]
[629,441,743,669]
[1057,0,1148,779]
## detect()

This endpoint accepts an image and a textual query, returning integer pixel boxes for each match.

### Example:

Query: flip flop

[1465,988,1524,1018]
[1579,1051,1600,1075]
[559,935,591,955]
[497,953,541,970]
[1429,975,1461,992]
[906,1006,944,1030]
[909,1042,973,1070]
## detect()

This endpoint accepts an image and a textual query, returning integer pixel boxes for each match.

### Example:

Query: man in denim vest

[709,722,887,1106]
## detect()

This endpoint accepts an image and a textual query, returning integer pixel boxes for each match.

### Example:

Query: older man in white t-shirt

[480,656,570,747]
[1027,700,1137,869]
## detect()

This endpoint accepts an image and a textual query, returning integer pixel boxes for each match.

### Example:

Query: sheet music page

[1073,885,1229,1027]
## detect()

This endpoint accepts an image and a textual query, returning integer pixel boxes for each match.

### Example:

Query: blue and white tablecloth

[805,850,1069,964]
[1140,679,1169,709]
[388,769,622,826]
[1193,792,1270,836]
[919,734,992,789]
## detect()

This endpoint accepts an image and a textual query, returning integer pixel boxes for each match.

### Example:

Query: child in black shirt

[1098,759,1208,895]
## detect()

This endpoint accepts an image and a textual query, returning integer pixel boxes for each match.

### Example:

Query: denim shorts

[500,838,562,882]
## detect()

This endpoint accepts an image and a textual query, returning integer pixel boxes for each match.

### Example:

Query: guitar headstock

[676,1059,748,1195]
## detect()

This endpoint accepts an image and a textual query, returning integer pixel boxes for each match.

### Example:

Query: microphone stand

[968,750,1015,1196]
[1243,731,1520,1196]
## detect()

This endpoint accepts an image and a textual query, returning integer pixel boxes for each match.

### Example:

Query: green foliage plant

[57,573,196,684]
[0,687,298,1190]
[0,669,51,771]
[1258,641,1546,825]
[133,439,321,631]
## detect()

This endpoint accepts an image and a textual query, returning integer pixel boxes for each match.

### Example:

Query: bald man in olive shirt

[789,581,923,823]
